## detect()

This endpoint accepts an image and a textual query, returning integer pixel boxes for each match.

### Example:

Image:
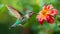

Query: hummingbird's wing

[6,5,23,19]
[6,5,24,28]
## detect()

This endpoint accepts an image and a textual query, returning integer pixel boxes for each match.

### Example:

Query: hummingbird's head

[28,11,34,17]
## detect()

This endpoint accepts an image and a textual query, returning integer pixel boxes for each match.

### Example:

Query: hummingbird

[6,5,34,28]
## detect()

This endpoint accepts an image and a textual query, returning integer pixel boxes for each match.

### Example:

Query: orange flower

[36,4,58,25]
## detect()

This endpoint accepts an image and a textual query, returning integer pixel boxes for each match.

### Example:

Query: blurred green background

[0,0,60,34]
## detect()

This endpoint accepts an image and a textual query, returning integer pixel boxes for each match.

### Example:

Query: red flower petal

[45,15,54,24]
[48,9,58,16]
[43,4,47,10]
[52,9,58,15]
[37,17,44,25]
[47,5,53,9]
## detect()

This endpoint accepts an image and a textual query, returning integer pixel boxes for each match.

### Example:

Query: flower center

[40,9,49,18]
[42,9,48,15]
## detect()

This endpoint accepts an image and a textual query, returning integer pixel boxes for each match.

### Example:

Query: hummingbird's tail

[9,19,22,29]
